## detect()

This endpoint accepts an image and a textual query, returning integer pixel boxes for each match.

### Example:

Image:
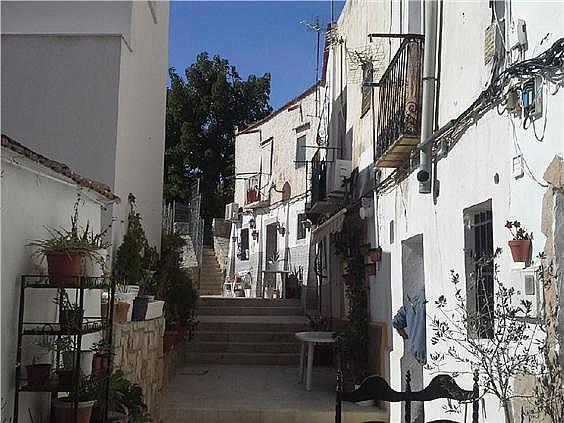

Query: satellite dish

[282,182,291,201]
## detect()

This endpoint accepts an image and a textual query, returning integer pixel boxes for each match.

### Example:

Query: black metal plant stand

[13,275,115,423]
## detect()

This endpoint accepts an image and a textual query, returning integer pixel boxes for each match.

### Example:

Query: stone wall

[112,317,165,422]
[213,218,231,273]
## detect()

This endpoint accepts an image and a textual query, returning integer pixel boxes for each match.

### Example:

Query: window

[463,200,494,338]
[361,63,373,117]
[297,213,307,240]
[240,228,249,261]
[295,135,306,168]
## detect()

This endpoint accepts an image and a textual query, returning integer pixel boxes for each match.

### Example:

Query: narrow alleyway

[162,297,388,422]
[198,247,224,295]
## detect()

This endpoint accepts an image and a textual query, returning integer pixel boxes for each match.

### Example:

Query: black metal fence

[376,36,424,160]
[163,179,204,267]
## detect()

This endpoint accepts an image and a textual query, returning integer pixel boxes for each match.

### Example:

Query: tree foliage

[165,53,272,223]
[429,249,542,423]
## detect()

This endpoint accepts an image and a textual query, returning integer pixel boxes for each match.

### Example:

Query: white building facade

[1,0,169,250]
[1,134,119,421]
[309,1,564,422]
[227,83,325,300]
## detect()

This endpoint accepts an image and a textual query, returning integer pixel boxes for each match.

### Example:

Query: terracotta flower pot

[92,354,109,377]
[163,330,178,353]
[26,364,51,386]
[508,239,531,262]
[46,252,82,286]
[53,399,95,423]
[103,301,130,323]
[114,301,130,323]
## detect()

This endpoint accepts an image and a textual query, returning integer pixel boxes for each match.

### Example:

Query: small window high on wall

[295,135,306,168]
[240,228,249,261]
[463,200,494,339]
[361,63,373,117]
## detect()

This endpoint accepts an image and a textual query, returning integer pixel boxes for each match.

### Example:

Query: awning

[311,208,347,244]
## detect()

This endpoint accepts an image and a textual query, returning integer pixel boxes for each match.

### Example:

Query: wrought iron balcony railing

[310,150,327,205]
[375,36,424,168]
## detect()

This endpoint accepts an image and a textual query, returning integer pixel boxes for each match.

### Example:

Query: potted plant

[53,375,100,423]
[100,369,151,422]
[55,290,84,332]
[157,233,198,351]
[102,290,130,324]
[114,194,156,321]
[267,252,281,271]
[90,339,111,377]
[505,220,532,262]
[25,357,52,387]
[28,196,109,286]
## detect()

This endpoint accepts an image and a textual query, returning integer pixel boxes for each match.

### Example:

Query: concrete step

[199,298,301,307]
[197,321,308,333]
[185,351,300,365]
[194,330,299,343]
[185,341,300,354]
[198,306,304,316]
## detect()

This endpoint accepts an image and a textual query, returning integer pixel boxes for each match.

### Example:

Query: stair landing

[161,364,388,423]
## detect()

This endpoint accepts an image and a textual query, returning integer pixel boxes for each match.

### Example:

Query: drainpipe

[417,0,439,194]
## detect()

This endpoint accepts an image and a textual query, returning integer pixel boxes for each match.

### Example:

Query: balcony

[375,36,424,168]
[245,173,269,209]
[307,150,349,216]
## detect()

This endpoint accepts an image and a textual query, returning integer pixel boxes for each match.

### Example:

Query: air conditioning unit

[225,202,239,222]
[331,159,352,193]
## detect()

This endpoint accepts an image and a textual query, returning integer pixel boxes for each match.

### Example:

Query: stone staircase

[186,297,308,365]
[198,247,223,295]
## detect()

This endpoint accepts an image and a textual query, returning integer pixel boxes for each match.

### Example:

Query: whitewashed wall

[323,0,564,421]
[1,151,107,422]
[1,1,169,251]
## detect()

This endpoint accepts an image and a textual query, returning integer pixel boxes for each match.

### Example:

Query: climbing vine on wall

[335,214,369,383]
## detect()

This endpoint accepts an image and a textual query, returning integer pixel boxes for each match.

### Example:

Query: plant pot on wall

[131,296,150,321]
[46,252,82,286]
[102,301,130,323]
[508,239,531,262]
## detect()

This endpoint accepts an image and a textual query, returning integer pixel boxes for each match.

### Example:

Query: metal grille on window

[473,210,494,339]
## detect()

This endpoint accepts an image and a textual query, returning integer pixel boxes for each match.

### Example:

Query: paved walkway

[162,364,388,423]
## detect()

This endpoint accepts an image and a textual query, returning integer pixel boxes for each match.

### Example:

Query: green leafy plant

[429,249,542,423]
[528,257,564,423]
[305,313,329,331]
[90,339,111,356]
[103,370,151,422]
[334,221,369,384]
[114,194,148,287]
[156,233,198,328]
[505,220,532,240]
[28,194,110,260]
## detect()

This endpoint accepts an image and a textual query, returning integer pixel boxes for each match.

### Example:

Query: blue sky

[168,1,345,109]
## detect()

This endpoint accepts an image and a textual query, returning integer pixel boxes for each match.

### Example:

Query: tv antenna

[300,16,324,117]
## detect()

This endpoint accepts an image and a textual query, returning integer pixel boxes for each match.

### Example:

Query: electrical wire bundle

[377,37,564,195]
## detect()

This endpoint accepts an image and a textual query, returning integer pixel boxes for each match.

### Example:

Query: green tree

[165,53,272,228]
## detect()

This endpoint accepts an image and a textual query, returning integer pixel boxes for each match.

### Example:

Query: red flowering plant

[505,220,532,240]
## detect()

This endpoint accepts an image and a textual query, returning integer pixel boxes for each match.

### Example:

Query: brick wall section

[112,318,165,422]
